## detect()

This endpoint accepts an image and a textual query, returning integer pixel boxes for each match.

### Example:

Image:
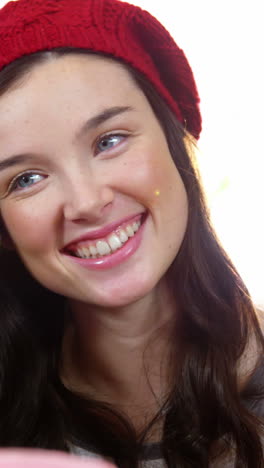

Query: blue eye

[11,173,45,191]
[97,134,125,153]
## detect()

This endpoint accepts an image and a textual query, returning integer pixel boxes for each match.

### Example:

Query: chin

[97,282,162,308]
[77,276,160,310]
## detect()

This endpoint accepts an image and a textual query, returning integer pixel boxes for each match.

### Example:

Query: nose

[62,169,114,223]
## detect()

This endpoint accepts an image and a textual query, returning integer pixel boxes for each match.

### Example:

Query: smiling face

[0,54,188,308]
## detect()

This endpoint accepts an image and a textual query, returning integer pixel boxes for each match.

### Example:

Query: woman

[0,0,263,467]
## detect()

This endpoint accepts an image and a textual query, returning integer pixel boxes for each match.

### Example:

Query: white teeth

[96,240,111,256]
[76,248,83,258]
[72,218,143,258]
[108,234,122,251]
[132,222,139,233]
[76,247,89,258]
[83,247,90,258]
[89,245,98,256]
[118,229,128,243]
[125,225,134,237]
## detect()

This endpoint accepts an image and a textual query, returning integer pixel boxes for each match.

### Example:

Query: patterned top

[69,393,264,467]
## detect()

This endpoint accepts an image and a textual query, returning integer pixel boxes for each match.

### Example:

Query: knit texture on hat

[0,0,202,138]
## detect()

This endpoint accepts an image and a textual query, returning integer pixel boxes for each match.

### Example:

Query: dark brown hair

[0,49,263,467]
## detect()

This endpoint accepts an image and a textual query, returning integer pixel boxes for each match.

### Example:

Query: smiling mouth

[64,213,146,259]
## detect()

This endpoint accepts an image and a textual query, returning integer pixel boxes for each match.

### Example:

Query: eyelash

[94,132,128,155]
[6,132,129,195]
[7,171,46,194]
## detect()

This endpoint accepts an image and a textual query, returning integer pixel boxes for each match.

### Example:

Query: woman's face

[0,55,188,307]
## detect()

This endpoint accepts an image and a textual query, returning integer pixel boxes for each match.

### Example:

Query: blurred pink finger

[0,449,115,468]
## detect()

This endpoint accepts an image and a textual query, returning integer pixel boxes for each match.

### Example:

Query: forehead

[24,53,138,97]
[0,54,147,147]
[0,54,143,120]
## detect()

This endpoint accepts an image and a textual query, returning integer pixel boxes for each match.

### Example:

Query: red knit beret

[0,0,202,139]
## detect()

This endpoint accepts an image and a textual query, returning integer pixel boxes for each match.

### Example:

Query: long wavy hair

[0,49,263,468]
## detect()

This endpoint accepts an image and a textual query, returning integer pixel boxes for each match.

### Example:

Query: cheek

[1,200,56,253]
[117,144,187,217]
[113,147,171,205]
[136,146,189,247]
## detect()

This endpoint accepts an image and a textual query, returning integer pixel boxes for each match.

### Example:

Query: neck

[61,281,178,433]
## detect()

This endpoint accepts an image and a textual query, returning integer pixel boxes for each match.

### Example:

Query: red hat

[0,0,202,139]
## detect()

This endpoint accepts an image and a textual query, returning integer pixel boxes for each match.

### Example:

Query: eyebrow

[0,106,134,173]
[74,105,134,140]
[0,154,36,173]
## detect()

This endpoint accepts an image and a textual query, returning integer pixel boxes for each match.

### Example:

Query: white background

[129,0,264,306]
[0,0,263,305]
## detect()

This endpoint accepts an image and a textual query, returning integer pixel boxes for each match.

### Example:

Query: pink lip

[64,212,145,250]
[63,213,147,270]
